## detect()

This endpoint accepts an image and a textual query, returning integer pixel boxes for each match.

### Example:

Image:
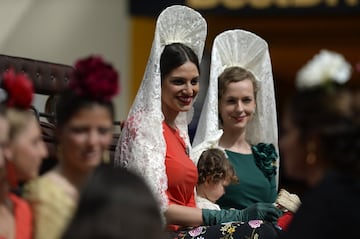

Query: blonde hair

[218,66,258,101]
[6,108,37,141]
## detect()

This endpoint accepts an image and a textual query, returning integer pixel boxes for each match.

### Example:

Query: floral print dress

[172,220,281,239]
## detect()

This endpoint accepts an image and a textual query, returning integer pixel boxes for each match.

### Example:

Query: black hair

[160,43,200,81]
[287,86,360,177]
[62,164,165,239]
[288,87,351,142]
[55,89,114,128]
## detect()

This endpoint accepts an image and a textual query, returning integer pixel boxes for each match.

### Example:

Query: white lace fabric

[192,29,280,186]
[114,5,207,215]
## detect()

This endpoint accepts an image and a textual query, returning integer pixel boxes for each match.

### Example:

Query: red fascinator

[2,68,34,109]
[70,55,120,101]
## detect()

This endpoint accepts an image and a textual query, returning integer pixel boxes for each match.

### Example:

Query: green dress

[217,143,278,210]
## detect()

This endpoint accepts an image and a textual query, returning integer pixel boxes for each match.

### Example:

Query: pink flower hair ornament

[2,68,34,109]
[70,55,120,101]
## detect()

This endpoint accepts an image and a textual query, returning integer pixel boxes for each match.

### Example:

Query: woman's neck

[162,106,179,129]
[219,128,252,154]
[196,184,214,203]
[196,184,205,198]
[55,163,91,192]
[164,119,177,129]
[307,166,326,187]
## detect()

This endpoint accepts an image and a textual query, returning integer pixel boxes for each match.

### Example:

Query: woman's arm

[165,204,203,227]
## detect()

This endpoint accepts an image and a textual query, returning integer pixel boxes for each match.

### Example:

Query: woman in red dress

[0,69,47,239]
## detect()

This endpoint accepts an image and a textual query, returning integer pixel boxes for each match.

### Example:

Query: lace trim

[191,129,223,165]
[114,5,207,220]
[191,29,280,187]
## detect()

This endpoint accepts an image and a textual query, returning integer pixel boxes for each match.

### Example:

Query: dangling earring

[306,141,317,165]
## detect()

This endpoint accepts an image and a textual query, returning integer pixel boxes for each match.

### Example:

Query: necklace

[174,128,190,156]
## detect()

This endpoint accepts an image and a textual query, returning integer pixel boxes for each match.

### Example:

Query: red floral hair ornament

[70,55,120,101]
[2,68,34,109]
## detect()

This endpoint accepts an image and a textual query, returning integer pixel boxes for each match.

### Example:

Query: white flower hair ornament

[296,49,352,90]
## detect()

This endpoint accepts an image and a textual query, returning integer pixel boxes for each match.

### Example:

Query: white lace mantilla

[114,5,207,216]
[192,30,280,186]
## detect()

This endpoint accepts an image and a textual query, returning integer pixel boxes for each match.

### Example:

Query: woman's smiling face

[161,61,199,117]
[58,105,113,172]
[219,79,256,131]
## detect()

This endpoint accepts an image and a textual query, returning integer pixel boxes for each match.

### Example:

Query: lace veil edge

[114,5,207,216]
[192,29,280,187]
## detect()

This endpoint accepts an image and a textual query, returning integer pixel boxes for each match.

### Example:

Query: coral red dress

[162,122,282,239]
[8,193,32,239]
[163,122,198,231]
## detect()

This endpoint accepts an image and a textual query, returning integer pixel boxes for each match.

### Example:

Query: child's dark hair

[197,148,238,185]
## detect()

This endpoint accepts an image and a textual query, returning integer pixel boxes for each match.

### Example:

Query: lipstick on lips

[178,96,192,105]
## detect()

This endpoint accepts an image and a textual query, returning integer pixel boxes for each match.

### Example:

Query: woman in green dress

[193,65,277,209]
[214,66,277,210]
[192,29,290,228]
